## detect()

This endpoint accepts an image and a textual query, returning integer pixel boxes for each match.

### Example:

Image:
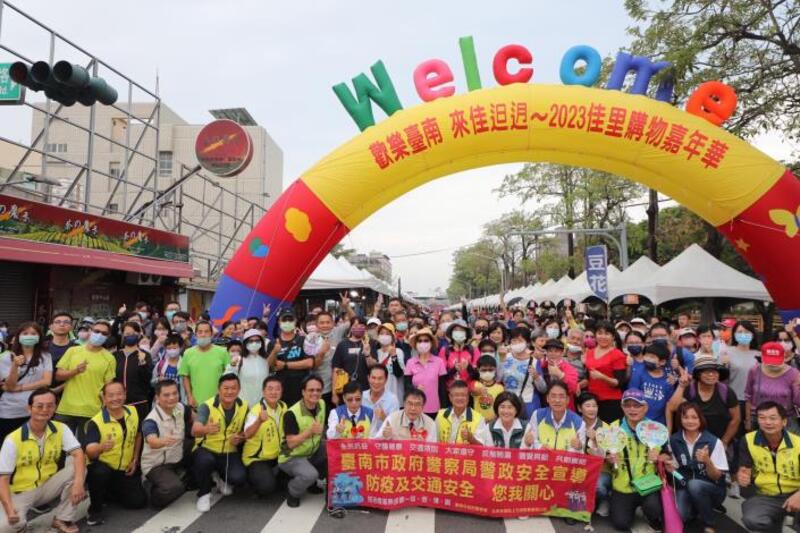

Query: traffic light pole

[507,224,630,269]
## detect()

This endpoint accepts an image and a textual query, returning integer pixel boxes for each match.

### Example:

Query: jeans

[192,448,246,497]
[675,478,726,527]
[595,471,612,504]
[86,462,147,514]
[609,490,663,531]
[248,460,278,496]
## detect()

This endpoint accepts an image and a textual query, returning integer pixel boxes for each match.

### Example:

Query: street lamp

[1,174,62,188]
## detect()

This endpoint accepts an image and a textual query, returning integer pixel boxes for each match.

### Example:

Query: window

[109,162,120,179]
[44,143,67,153]
[158,151,173,177]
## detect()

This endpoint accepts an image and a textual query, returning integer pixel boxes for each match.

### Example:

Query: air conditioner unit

[126,272,163,286]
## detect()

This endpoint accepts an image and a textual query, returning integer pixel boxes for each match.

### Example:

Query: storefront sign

[195,119,253,177]
[0,194,189,262]
[327,440,603,522]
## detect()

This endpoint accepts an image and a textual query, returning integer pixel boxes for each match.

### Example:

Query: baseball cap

[378,322,396,335]
[367,317,382,327]
[242,329,263,341]
[721,318,736,329]
[678,327,696,338]
[621,388,647,405]
[630,317,647,326]
[761,341,785,366]
[278,308,296,320]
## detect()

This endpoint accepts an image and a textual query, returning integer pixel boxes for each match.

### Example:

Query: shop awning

[0,237,194,278]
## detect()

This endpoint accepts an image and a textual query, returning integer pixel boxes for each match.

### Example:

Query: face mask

[416,341,432,353]
[378,334,393,346]
[735,333,753,346]
[782,341,794,352]
[78,330,90,342]
[546,328,560,339]
[279,321,296,333]
[89,332,108,347]
[246,342,262,353]
[584,338,597,349]
[196,336,212,347]
[367,329,378,340]
[452,331,467,343]
[19,334,39,346]
[139,311,149,320]
[306,324,318,334]
[479,370,496,381]
[351,326,366,339]
[396,322,408,332]
[123,335,140,347]
[652,338,669,346]
[627,345,643,356]
[567,344,582,354]
[475,328,488,336]
[174,322,187,333]
[165,348,181,359]
[617,329,630,338]
[644,361,658,371]
[510,342,527,354]
[165,310,177,321]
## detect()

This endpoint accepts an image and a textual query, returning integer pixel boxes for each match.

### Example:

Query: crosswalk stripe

[503,516,556,533]
[132,491,222,533]
[260,493,325,533]
[385,507,436,533]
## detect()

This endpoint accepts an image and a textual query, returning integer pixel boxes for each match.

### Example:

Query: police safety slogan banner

[327,440,603,522]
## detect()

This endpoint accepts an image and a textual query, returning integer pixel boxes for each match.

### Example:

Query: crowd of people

[1,294,800,533]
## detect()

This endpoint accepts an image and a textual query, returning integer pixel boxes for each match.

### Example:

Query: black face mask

[122,335,140,347]
[627,345,643,356]
[644,361,659,371]
[475,328,488,335]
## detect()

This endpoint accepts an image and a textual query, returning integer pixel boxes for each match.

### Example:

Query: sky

[1,1,797,295]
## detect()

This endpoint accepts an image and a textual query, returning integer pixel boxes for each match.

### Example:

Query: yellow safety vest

[435,407,484,444]
[90,405,139,471]
[533,408,583,451]
[278,400,326,464]
[745,429,800,496]
[333,405,373,439]
[243,400,287,466]
[7,422,66,493]
[610,419,659,494]
[195,396,248,454]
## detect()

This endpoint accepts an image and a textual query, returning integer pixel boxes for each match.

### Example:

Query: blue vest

[669,430,725,488]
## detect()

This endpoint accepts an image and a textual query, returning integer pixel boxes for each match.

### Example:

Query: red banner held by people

[327,440,604,522]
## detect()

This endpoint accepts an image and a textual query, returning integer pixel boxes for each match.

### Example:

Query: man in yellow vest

[435,380,491,445]
[191,373,248,513]
[327,382,373,440]
[278,375,326,508]
[606,388,662,532]
[738,401,800,532]
[83,380,147,526]
[0,388,86,533]
[243,376,286,497]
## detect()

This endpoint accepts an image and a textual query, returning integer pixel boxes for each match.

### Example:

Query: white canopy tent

[537,275,573,303]
[302,254,393,296]
[558,265,622,303]
[608,256,661,302]
[634,244,771,305]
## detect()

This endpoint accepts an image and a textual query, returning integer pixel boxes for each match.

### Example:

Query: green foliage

[624,0,800,142]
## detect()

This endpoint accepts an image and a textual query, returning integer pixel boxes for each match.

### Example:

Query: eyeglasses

[31,403,56,410]
[405,401,424,408]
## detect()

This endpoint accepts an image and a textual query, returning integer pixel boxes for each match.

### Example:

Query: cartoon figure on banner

[595,425,627,470]
[330,472,364,507]
[565,490,588,513]
[636,420,669,450]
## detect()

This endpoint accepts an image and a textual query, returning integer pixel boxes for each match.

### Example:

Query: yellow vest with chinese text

[745,429,800,496]
[435,407,483,444]
[7,422,65,493]
[610,418,659,494]
[90,405,139,471]
[195,396,248,454]
[533,407,583,451]
[278,399,326,463]
[243,400,286,465]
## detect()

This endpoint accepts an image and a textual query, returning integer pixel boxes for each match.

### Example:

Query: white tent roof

[537,275,573,303]
[529,279,555,302]
[303,255,392,295]
[609,256,661,301]
[559,265,622,302]
[637,244,771,304]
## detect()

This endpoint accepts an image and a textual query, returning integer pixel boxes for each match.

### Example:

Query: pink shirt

[405,355,448,413]
[440,345,479,387]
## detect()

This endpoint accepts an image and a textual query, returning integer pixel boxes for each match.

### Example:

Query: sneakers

[728,482,741,499]
[86,512,105,526]
[196,493,211,513]
[595,499,610,517]
[212,471,233,496]
[307,484,324,495]
[287,495,300,508]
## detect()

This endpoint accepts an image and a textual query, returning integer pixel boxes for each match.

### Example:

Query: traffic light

[8,60,118,106]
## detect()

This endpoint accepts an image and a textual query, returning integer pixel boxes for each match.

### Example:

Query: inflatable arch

[209,83,800,325]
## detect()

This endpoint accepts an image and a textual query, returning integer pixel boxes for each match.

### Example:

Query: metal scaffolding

[0,0,264,283]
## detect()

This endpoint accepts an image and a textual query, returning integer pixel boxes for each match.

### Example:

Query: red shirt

[585,347,627,401]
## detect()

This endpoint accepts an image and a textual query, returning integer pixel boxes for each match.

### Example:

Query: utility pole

[646,188,658,262]
[508,224,630,270]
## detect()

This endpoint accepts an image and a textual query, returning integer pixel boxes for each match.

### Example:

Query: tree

[331,243,356,259]
[447,239,502,300]
[483,210,546,287]
[625,0,800,142]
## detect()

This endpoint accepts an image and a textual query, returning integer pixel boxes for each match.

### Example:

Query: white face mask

[416,341,432,354]
[546,328,560,339]
[452,331,467,343]
[782,341,794,352]
[378,334,393,346]
[246,342,262,353]
[510,342,527,354]
[479,370,496,381]
[567,344,582,354]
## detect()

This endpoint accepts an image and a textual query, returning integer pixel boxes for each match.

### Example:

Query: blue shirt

[629,369,674,425]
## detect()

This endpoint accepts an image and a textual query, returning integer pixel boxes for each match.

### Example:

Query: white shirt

[375,348,406,400]
[361,388,399,437]
[675,431,729,472]
[0,423,80,475]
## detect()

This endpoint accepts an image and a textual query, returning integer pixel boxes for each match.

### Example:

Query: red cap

[761,341,786,365]
[721,318,737,329]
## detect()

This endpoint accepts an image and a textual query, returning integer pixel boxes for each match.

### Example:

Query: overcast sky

[2,1,796,294]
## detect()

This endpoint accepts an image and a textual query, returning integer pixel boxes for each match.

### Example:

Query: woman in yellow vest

[0,388,86,533]
[523,381,585,451]
[278,375,327,508]
[606,388,663,532]
[738,401,800,532]
[83,380,147,526]
[190,373,249,513]
[243,376,286,497]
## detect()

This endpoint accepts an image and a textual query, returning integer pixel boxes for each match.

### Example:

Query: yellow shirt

[56,345,116,418]
[472,382,504,422]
